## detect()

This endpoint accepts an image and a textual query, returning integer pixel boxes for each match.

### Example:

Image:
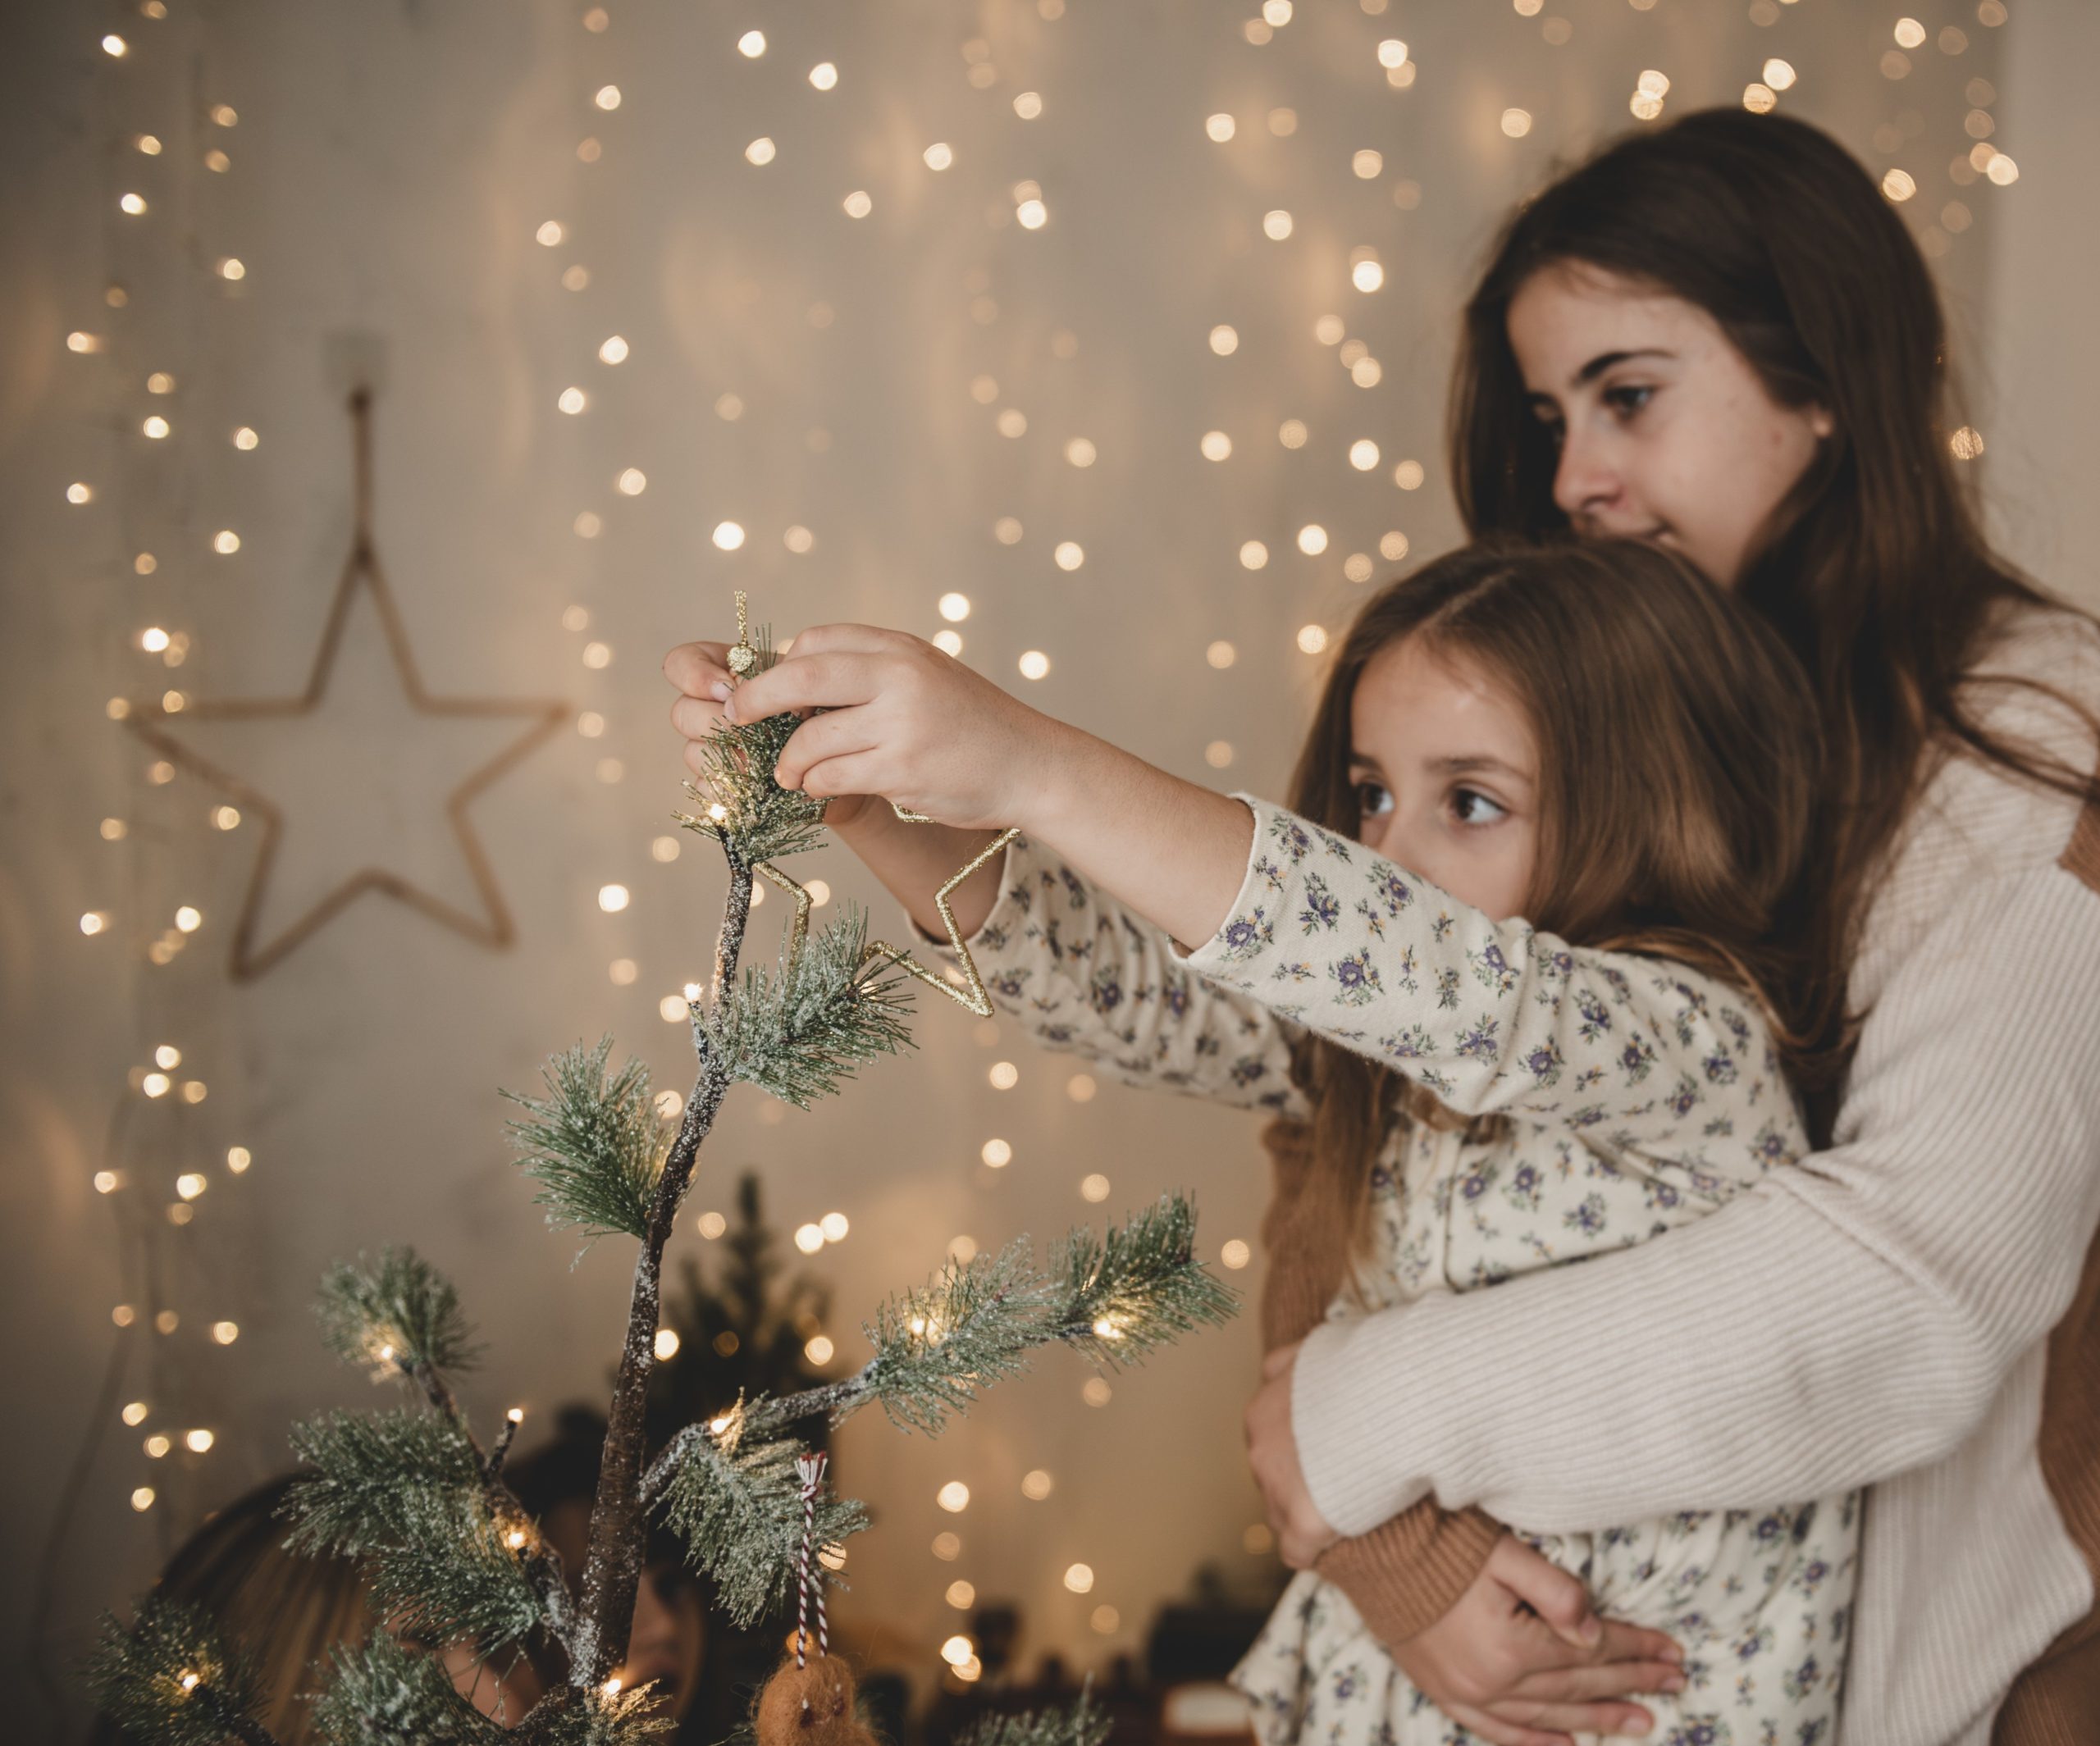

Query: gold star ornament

[120,390,568,982]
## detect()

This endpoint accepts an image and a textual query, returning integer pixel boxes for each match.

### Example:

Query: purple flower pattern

[927,806,1851,1746]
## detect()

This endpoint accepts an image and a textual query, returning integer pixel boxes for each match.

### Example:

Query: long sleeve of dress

[951,829,1308,1117]
[1180,796,1798,1165]
[1285,846,2100,1539]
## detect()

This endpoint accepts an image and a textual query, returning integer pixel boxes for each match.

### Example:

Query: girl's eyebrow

[1433,753,1533,785]
[1345,750,1385,773]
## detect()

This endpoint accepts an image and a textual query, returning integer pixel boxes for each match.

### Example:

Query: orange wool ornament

[754,1650,882,1746]
[754,1452,880,1746]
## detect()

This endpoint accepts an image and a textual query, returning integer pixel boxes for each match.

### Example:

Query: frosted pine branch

[504,1039,667,1247]
[654,1417,869,1627]
[697,907,916,1110]
[84,1598,279,1746]
[284,1409,545,1656]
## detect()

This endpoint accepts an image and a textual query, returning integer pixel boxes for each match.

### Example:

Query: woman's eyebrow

[1570,346,1674,388]
[1345,750,1386,774]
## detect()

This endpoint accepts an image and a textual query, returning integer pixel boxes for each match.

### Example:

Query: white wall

[1,2,2066,1738]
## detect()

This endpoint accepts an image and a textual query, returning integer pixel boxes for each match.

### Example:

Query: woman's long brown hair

[88,1476,372,1746]
[1287,537,1822,1251]
[1450,107,2100,1109]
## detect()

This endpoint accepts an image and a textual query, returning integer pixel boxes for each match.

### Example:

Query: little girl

[667,537,1857,1744]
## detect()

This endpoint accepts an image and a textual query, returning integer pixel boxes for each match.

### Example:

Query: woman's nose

[1552,426,1620,524]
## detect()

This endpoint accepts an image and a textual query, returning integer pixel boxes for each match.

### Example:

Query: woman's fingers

[1485,1696,1654,1737]
[1510,1661,1685,1704]
[1486,1536,1600,1651]
[1594,1620,1683,1669]
[1439,1698,1571,1746]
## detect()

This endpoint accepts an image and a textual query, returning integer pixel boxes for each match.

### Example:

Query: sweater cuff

[1314,1506,1503,1645]
[1293,1317,1433,1536]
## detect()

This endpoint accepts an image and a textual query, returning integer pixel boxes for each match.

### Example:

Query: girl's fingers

[777,710,881,792]
[1486,1537,1601,1652]
[1440,1698,1570,1746]
[775,622,920,659]
[796,750,893,805]
[728,651,883,724]
[664,641,735,695]
[669,694,729,741]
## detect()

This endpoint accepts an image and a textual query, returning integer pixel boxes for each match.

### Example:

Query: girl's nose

[1552,426,1621,525]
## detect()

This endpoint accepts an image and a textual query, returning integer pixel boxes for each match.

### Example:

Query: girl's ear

[1808,403,1836,441]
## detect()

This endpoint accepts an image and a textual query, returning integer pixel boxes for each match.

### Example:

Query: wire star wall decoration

[121,388,569,982]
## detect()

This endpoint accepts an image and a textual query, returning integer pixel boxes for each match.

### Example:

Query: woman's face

[1349,635,1539,923]
[1505,262,1833,588]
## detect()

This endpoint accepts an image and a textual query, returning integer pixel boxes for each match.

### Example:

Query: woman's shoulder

[1938,599,2100,831]
[1852,601,2100,1004]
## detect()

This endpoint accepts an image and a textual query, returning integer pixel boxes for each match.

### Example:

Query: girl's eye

[1355,780,1395,820]
[1449,787,1509,827]
[1605,383,1654,420]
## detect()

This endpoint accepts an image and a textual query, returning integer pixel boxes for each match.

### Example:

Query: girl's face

[1505,262,1833,588]
[1349,635,1539,922]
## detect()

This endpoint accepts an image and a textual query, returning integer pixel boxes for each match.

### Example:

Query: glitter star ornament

[682,592,1018,1017]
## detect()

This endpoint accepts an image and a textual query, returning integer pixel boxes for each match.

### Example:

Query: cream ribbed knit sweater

[1279,611,2100,1744]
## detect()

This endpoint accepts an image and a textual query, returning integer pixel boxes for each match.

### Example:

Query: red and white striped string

[794,1451,829,1667]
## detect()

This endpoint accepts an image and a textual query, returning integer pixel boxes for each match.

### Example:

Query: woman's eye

[1449,787,1509,827]
[1605,383,1654,419]
[1355,780,1395,820]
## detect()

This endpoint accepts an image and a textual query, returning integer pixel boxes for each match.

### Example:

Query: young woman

[667,110,2100,1744]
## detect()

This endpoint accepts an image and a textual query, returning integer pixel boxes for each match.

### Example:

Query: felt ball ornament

[754,1650,882,1746]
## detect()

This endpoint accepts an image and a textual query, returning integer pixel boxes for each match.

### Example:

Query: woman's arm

[1282,855,2100,1538]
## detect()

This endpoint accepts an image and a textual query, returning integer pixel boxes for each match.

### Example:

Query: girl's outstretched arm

[667,629,1303,1115]
[696,624,1255,949]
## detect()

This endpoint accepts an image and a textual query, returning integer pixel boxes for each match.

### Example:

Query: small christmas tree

[89,606,1236,1746]
[643,1173,834,1460]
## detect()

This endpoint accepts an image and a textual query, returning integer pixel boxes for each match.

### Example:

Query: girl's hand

[1385,1536,1686,1746]
[1244,1343,1340,1568]
[662,636,888,829]
[720,624,1059,831]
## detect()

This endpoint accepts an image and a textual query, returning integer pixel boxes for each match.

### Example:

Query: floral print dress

[952,796,1857,1746]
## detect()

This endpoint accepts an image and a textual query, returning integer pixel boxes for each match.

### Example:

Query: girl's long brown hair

[1450,107,2100,1107]
[1288,537,1821,1249]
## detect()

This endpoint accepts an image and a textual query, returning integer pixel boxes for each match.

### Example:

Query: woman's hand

[1385,1536,1685,1746]
[1244,1343,1340,1568]
[719,624,1058,832]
